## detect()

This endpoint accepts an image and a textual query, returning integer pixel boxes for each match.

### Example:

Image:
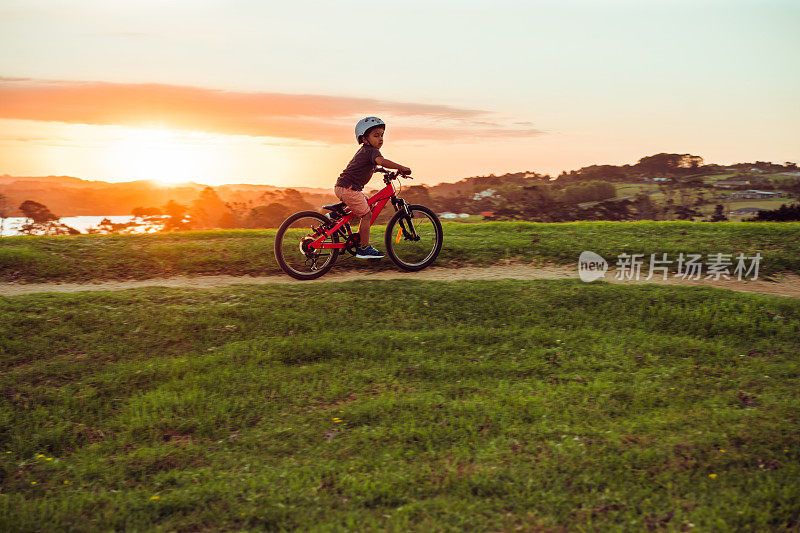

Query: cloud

[0,78,543,143]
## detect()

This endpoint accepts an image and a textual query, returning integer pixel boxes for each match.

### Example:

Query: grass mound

[0,281,800,531]
[1,221,799,282]
[1,279,799,530]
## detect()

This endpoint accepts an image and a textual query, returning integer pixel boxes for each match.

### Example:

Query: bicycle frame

[309,174,409,251]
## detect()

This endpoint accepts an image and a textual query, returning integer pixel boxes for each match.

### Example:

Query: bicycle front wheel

[385,204,443,271]
[274,211,339,280]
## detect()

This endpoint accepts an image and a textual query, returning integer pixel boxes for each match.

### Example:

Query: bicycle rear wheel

[274,211,339,280]
[385,204,443,271]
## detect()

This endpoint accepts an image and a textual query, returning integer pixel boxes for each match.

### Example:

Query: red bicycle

[274,169,443,280]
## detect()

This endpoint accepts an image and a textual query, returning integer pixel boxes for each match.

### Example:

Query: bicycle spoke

[276,213,338,278]
[386,207,441,269]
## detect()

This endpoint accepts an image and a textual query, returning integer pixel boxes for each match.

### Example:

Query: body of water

[0,216,138,237]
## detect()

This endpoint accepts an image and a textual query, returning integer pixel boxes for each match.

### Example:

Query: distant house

[652,177,669,182]
[472,188,499,200]
[729,190,779,199]
[439,212,458,219]
[458,213,470,218]
[480,211,495,218]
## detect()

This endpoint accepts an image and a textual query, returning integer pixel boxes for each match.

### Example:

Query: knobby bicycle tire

[384,204,443,271]
[274,211,339,280]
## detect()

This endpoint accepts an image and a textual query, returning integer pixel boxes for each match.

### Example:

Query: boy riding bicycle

[334,117,411,259]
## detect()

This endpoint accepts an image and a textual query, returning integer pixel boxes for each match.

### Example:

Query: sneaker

[355,244,385,259]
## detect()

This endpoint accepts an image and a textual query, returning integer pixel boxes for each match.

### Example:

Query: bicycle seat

[322,202,347,212]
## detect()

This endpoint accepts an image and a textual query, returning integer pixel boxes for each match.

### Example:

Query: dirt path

[2,264,799,298]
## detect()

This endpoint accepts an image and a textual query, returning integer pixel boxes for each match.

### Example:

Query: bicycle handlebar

[376,167,412,180]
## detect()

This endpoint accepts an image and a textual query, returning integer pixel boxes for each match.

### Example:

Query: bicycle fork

[392,198,420,243]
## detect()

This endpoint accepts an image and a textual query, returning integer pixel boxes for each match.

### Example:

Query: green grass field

[1,280,799,530]
[724,199,791,210]
[723,198,793,216]
[702,174,736,183]
[1,221,799,282]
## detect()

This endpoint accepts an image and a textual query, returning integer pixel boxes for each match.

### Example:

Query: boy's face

[364,128,384,149]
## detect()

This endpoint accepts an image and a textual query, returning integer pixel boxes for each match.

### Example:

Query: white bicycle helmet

[355,116,385,144]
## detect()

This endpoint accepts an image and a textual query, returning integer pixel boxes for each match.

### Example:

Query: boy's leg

[334,186,372,246]
[358,214,371,246]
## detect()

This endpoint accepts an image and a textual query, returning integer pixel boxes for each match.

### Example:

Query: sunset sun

[105,127,215,185]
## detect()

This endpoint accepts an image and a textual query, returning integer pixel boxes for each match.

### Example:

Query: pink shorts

[334,186,371,217]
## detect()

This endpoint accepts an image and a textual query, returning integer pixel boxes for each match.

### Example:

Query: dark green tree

[18,200,78,235]
[707,204,728,222]
[19,200,58,223]
[747,203,800,221]
[189,187,235,229]
[162,200,189,230]
[245,203,292,228]
[636,153,704,175]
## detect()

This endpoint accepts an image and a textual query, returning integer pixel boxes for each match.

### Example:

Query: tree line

[117,187,317,233]
[0,187,318,236]
[3,153,798,234]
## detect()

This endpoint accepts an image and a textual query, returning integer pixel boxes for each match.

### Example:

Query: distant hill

[0,175,336,216]
[1,153,797,217]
